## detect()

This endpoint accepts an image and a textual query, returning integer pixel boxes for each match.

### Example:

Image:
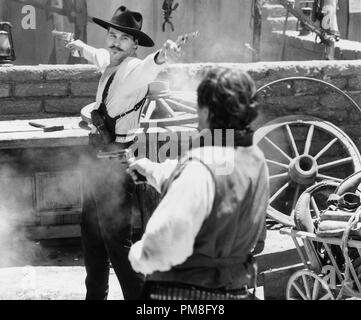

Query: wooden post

[67,0,87,64]
[252,0,263,62]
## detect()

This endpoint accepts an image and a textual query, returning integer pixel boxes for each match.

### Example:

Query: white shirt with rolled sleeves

[128,158,216,275]
[81,44,167,143]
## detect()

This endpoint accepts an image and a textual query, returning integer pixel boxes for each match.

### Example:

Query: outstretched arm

[66,40,110,72]
[120,39,181,92]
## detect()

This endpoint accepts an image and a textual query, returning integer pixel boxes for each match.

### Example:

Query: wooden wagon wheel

[139,87,198,128]
[254,76,361,227]
[254,115,361,227]
[286,269,335,300]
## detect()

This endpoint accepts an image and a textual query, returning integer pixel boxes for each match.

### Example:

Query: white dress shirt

[82,44,166,143]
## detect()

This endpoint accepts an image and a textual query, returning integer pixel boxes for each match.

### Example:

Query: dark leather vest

[148,144,269,290]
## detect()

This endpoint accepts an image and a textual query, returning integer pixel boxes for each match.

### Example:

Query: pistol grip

[134,171,147,184]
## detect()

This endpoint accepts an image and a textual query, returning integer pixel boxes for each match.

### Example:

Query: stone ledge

[2,61,361,90]
[0,117,89,149]
[273,30,361,60]
[0,64,100,82]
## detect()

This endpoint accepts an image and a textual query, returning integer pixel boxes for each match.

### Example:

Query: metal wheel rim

[255,115,361,227]
[286,270,335,300]
[256,76,361,114]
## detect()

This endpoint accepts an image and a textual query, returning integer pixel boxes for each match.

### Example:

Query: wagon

[280,171,361,300]
[254,76,361,227]
[281,226,361,300]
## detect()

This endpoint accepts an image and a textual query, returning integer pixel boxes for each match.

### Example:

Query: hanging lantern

[298,1,314,36]
[0,22,16,64]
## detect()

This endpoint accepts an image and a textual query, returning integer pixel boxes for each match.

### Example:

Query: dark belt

[146,282,251,300]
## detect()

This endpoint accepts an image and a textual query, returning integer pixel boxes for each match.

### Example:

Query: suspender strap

[99,71,147,140]
[113,97,146,121]
[101,71,146,122]
[102,72,116,104]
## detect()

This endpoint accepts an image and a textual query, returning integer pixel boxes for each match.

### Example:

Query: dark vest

[148,145,270,290]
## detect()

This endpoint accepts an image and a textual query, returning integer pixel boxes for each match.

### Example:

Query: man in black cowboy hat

[66,6,180,300]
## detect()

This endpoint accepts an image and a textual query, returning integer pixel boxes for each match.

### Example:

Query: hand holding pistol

[52,29,81,57]
[97,149,147,184]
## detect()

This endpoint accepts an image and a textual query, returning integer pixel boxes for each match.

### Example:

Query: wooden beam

[25,224,81,240]
[252,0,263,62]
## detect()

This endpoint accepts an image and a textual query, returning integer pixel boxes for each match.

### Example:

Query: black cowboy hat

[92,6,154,47]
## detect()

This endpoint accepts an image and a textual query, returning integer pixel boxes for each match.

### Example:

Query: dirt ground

[0,220,296,300]
[0,238,123,300]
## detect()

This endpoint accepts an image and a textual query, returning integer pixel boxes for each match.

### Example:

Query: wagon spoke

[286,125,299,157]
[318,157,353,170]
[266,159,289,169]
[144,102,157,120]
[166,98,197,113]
[291,282,308,300]
[158,98,176,117]
[314,138,338,161]
[304,124,314,155]
[269,172,289,180]
[311,196,321,219]
[269,182,289,203]
[312,278,320,300]
[264,137,292,162]
[317,174,343,183]
[302,274,311,299]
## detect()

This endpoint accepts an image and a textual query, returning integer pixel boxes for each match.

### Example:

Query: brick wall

[0,65,99,120]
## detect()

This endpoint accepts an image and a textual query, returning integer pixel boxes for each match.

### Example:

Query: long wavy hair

[197,67,259,131]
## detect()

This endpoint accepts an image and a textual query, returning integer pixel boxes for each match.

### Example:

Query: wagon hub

[289,155,318,185]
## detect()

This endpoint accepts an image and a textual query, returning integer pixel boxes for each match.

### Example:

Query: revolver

[52,29,80,57]
[97,149,147,183]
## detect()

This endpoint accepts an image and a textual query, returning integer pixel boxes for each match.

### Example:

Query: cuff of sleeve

[81,44,95,61]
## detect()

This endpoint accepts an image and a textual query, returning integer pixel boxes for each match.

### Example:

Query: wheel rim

[256,76,361,114]
[255,115,361,227]
[287,270,335,300]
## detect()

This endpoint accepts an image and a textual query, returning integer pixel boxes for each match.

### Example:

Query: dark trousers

[81,147,145,300]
